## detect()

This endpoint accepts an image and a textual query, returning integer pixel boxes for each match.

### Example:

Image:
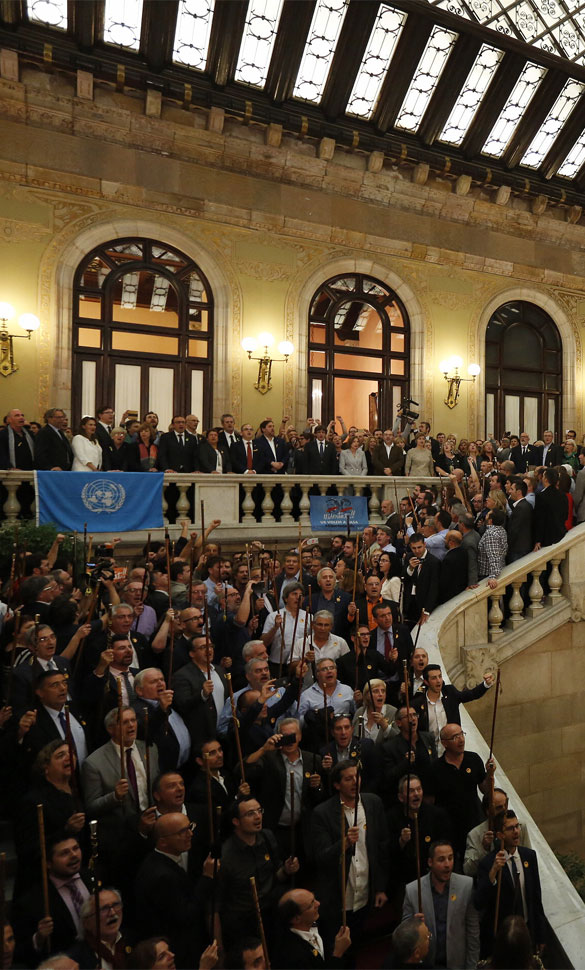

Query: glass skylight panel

[557,129,585,175]
[520,78,585,167]
[173,0,215,69]
[293,0,350,104]
[345,5,407,119]
[439,44,503,145]
[235,0,284,87]
[482,61,547,157]
[395,26,458,132]
[104,0,144,50]
[27,0,67,28]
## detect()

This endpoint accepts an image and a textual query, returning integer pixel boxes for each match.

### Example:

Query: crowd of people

[0,404,574,968]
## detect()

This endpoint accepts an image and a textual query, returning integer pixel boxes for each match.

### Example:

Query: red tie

[384,631,392,660]
[247,441,253,470]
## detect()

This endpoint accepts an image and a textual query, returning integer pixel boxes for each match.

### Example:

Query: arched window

[72,237,213,428]
[485,301,562,440]
[308,274,410,430]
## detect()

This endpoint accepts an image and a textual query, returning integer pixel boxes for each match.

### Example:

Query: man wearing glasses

[17,668,88,767]
[71,888,128,969]
[429,724,494,863]
[219,796,299,949]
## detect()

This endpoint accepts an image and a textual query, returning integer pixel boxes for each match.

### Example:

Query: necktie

[122,672,135,704]
[178,434,184,447]
[126,747,139,804]
[65,876,85,916]
[47,659,56,670]
[511,857,523,914]
[246,441,253,470]
[384,631,392,660]
[58,710,78,761]
[319,442,324,457]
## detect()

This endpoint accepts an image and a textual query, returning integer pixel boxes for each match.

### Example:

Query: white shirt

[45,705,88,764]
[199,663,225,718]
[427,694,447,755]
[290,927,324,959]
[264,434,277,460]
[343,798,369,911]
[264,608,311,664]
[71,434,102,472]
[505,849,527,920]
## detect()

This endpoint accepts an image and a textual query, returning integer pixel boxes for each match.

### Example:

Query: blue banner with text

[309,495,368,532]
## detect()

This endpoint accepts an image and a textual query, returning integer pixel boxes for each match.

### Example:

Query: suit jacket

[438,545,469,603]
[303,438,338,476]
[157,431,198,473]
[318,737,380,793]
[171,661,227,742]
[507,497,534,561]
[475,846,546,952]
[402,552,440,618]
[0,426,34,470]
[255,434,290,473]
[387,801,453,885]
[272,928,344,969]
[246,748,324,833]
[218,429,241,452]
[337,648,391,694]
[537,442,563,467]
[533,485,567,546]
[384,511,402,541]
[510,444,539,473]
[574,467,585,523]
[95,422,115,471]
[311,792,388,917]
[135,851,211,970]
[12,870,93,966]
[132,699,188,773]
[34,424,74,470]
[372,442,404,476]
[412,682,489,732]
[20,703,88,767]
[460,529,480,586]
[403,871,479,970]
[11,655,70,714]
[230,437,263,473]
[381,731,437,796]
[81,738,158,820]
[197,438,232,473]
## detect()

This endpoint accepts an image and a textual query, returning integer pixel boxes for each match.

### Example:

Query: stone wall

[469,620,585,857]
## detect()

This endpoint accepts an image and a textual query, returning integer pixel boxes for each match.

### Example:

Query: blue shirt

[297,681,355,725]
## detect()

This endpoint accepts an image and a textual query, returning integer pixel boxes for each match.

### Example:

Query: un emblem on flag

[81,479,126,514]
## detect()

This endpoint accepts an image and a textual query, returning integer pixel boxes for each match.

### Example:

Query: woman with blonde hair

[486,489,508,513]
[353,678,397,744]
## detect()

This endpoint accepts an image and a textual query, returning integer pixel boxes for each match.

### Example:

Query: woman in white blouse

[72,416,102,472]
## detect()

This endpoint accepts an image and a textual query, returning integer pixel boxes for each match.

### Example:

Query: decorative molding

[0,216,50,242]
[234,259,292,281]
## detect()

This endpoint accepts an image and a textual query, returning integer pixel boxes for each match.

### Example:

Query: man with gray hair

[388,916,432,966]
[133,667,191,772]
[216,651,294,737]
[244,716,323,861]
[68,888,126,970]
[34,407,73,471]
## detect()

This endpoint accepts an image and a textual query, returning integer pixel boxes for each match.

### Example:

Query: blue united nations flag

[35,471,164,532]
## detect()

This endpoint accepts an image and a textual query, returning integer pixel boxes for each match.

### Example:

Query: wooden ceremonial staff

[406,488,419,528]
[200,500,206,549]
[209,805,222,942]
[488,669,501,831]
[250,876,270,969]
[83,523,88,587]
[204,752,214,849]
[117,679,125,781]
[289,771,296,887]
[296,609,309,709]
[225,673,246,783]
[73,583,100,675]
[340,802,347,929]
[89,820,101,953]
[278,609,286,679]
[414,811,422,912]
[8,523,19,605]
[87,535,94,570]
[188,537,195,607]
[165,532,173,613]
[138,532,151,604]
[352,533,361,604]
[307,586,316,682]
[494,837,504,934]
[37,804,51,952]
[350,762,361,857]
[203,599,211,681]
[144,707,151,799]
[0,851,5,970]
[167,612,176,685]
[5,608,21,706]
[402,660,412,820]
[271,542,278,606]
[72,530,78,590]
[289,601,300,673]
[63,704,79,800]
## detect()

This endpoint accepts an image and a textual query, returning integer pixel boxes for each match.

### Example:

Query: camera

[251,582,268,599]
[87,558,115,585]
[398,397,420,421]
[275,733,297,747]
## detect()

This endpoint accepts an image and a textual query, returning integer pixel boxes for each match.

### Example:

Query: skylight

[395,25,458,132]
[520,78,585,167]
[104,0,144,50]
[557,127,585,176]
[346,4,407,119]
[293,0,350,104]
[439,44,503,146]
[26,0,67,29]
[482,61,547,158]
[235,0,284,87]
[173,0,215,70]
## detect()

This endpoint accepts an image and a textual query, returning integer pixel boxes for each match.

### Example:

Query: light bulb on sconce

[241,331,295,394]
[0,303,40,377]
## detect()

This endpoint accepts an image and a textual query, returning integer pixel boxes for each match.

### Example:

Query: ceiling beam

[461,51,525,159]
[206,0,248,87]
[417,34,482,146]
[540,98,585,180]
[320,0,380,121]
[264,0,315,104]
[140,0,179,73]
[0,0,25,27]
[372,13,433,133]
[501,71,567,168]
[69,0,104,50]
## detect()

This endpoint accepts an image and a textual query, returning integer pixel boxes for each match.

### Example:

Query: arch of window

[307,273,410,431]
[72,237,213,430]
[485,300,562,441]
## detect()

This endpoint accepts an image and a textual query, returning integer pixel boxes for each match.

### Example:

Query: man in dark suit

[34,408,73,470]
[0,408,35,470]
[274,888,351,968]
[337,624,392,695]
[381,706,437,799]
[310,760,388,956]
[133,667,192,774]
[172,637,226,743]
[217,412,241,452]
[19,668,88,769]
[507,478,534,562]
[12,835,92,967]
[537,429,563,468]
[135,813,214,970]
[319,714,380,793]
[372,429,404,476]
[255,418,289,474]
[412,664,492,737]
[157,415,198,473]
[402,535,440,626]
[352,575,395,630]
[438,530,469,604]
[303,565,350,637]
[230,422,263,473]
[510,432,539,473]
[475,810,546,959]
[380,499,401,541]
[11,623,70,713]
[533,466,567,548]
[83,636,140,743]
[303,425,338,477]
[95,404,115,471]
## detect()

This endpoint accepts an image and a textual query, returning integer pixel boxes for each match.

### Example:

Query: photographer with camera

[244,717,323,863]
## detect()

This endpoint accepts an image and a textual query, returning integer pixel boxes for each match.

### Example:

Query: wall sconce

[241,331,294,394]
[439,355,481,408]
[0,303,41,377]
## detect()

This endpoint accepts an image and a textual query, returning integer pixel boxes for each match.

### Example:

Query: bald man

[438,529,468,604]
[135,813,214,970]
[273,889,351,968]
